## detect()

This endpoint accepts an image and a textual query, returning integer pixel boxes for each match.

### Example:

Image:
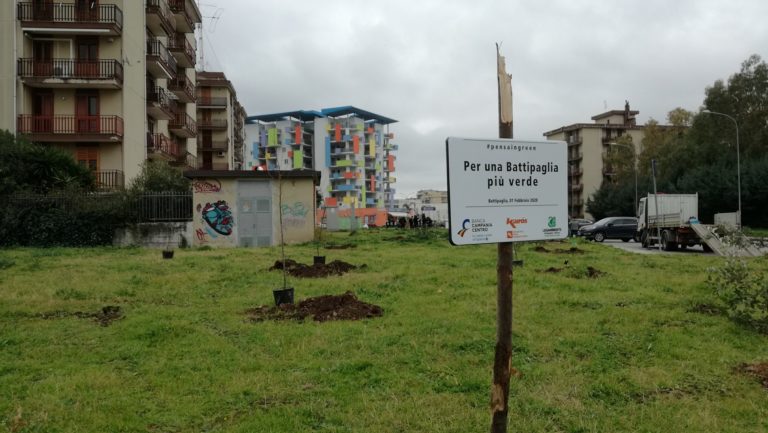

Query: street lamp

[608,142,638,216]
[701,109,741,228]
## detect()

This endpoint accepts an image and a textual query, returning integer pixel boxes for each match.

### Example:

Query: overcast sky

[198,0,768,198]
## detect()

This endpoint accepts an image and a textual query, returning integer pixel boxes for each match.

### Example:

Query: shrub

[707,256,768,334]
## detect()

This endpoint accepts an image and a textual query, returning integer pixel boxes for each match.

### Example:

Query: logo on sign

[506,217,528,228]
[458,219,470,237]
[506,231,514,239]
[548,216,557,228]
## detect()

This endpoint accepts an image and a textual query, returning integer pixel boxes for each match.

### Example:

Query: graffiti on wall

[196,200,234,240]
[193,179,222,193]
[281,201,308,227]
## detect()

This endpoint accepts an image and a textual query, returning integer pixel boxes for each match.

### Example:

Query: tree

[0,130,95,195]
[128,160,190,193]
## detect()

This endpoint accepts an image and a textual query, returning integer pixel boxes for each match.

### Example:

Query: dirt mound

[533,246,549,252]
[270,259,363,278]
[325,244,356,250]
[688,303,725,315]
[735,362,768,389]
[246,291,383,323]
[39,305,123,327]
[554,247,585,254]
[586,266,605,278]
[543,267,562,273]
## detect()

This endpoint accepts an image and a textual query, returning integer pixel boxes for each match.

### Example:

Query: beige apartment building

[195,71,245,170]
[0,0,202,189]
[543,103,648,219]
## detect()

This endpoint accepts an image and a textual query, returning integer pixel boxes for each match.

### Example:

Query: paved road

[590,239,713,255]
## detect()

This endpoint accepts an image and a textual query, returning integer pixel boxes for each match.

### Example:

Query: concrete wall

[190,175,316,247]
[272,177,315,244]
[114,222,194,248]
[191,177,238,247]
[121,0,148,185]
[0,2,18,133]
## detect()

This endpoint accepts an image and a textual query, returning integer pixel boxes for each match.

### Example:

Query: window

[76,146,98,171]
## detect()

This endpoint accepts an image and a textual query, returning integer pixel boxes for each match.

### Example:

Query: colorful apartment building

[0,0,202,189]
[244,106,399,210]
[195,71,246,170]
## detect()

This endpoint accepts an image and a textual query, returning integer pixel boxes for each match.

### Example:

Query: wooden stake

[491,43,514,433]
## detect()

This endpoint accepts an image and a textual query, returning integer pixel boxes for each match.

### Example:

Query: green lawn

[1,229,767,432]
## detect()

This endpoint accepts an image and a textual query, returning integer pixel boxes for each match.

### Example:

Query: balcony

[17,2,123,36]
[147,133,180,160]
[568,152,583,162]
[147,87,176,120]
[196,96,227,109]
[17,115,123,142]
[168,35,195,68]
[568,167,583,176]
[568,136,583,146]
[18,58,123,89]
[146,0,175,36]
[146,38,176,80]
[570,184,583,193]
[171,151,198,170]
[169,112,197,138]
[94,170,125,191]
[197,118,227,131]
[168,0,201,33]
[198,139,229,152]
[168,75,195,103]
[196,162,230,170]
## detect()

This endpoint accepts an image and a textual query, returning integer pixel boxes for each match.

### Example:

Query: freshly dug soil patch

[246,291,383,323]
[270,259,363,278]
[324,244,356,250]
[688,303,725,315]
[533,246,549,252]
[554,247,585,254]
[39,305,123,327]
[543,267,562,273]
[735,362,768,389]
[586,266,605,278]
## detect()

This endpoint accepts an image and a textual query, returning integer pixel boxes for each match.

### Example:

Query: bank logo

[548,216,557,228]
[458,218,470,237]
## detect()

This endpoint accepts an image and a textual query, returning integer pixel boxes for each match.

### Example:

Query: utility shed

[184,170,321,247]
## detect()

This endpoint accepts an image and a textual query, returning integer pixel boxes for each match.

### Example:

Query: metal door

[237,181,272,247]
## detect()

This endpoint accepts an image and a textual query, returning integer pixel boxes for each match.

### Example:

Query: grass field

[1,229,767,432]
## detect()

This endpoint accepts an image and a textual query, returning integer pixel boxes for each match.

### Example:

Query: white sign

[446,137,568,245]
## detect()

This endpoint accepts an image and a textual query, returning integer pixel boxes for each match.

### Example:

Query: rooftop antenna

[197,2,224,71]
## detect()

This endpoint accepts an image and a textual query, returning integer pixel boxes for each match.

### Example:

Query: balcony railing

[17,2,123,35]
[94,170,125,191]
[168,35,195,68]
[147,133,180,158]
[17,58,123,85]
[568,152,583,162]
[197,118,227,130]
[198,139,229,151]
[169,112,197,137]
[168,0,199,33]
[147,38,176,79]
[147,87,176,120]
[171,152,198,170]
[168,75,195,103]
[145,0,175,36]
[196,96,227,108]
[17,115,123,140]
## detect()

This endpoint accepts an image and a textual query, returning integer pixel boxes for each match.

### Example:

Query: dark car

[578,217,638,242]
[568,218,593,236]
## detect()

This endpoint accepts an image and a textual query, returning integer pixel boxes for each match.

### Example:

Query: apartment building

[543,103,649,219]
[195,71,246,170]
[244,106,399,210]
[0,0,202,189]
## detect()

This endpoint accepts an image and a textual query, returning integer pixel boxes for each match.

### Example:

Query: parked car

[578,217,638,242]
[568,218,593,236]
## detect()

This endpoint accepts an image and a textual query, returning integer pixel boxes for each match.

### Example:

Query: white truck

[636,193,707,251]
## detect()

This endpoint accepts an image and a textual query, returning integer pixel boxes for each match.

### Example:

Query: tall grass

[1,229,766,432]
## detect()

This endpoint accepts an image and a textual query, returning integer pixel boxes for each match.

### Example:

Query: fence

[5,192,193,223]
